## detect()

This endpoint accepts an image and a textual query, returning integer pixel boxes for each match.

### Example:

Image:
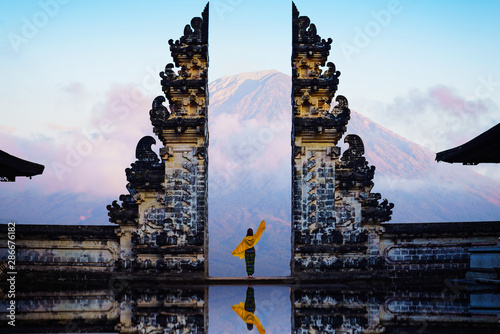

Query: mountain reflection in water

[1,280,499,333]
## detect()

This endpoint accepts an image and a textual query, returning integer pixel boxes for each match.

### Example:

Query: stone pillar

[291,3,393,279]
[291,3,345,278]
[108,4,209,279]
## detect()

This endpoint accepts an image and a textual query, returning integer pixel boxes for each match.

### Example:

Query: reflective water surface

[1,279,499,333]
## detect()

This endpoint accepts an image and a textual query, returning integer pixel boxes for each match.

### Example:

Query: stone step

[205,276,295,285]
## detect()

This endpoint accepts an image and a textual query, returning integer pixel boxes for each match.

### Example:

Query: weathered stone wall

[378,222,500,279]
[111,135,207,277]
[0,225,119,280]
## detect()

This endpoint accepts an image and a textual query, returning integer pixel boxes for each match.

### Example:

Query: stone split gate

[1,3,499,283]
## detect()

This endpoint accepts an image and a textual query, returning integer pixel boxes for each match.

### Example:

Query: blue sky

[0,0,499,196]
[1,0,499,134]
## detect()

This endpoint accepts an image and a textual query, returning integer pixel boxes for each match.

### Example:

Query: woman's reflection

[231,286,266,333]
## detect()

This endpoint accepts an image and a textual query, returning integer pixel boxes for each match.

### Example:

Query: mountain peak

[211,69,287,85]
[209,70,290,120]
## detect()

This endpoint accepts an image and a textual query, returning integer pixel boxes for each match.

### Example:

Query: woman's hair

[246,228,254,236]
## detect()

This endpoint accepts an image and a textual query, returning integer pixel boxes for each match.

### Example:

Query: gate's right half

[291,3,394,279]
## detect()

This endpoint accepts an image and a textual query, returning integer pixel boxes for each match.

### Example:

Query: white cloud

[354,85,499,153]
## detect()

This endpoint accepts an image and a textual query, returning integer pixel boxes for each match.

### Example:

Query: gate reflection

[1,280,499,333]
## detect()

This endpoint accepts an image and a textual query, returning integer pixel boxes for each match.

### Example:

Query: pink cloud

[376,84,499,152]
[1,84,158,198]
[429,85,486,116]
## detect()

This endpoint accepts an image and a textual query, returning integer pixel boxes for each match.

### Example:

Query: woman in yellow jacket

[231,220,266,278]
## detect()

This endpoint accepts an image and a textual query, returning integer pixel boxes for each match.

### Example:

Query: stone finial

[135,136,159,163]
[150,96,170,131]
[341,134,366,163]
[292,2,332,48]
[167,3,209,67]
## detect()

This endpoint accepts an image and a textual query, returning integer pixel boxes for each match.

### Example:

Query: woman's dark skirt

[245,247,255,276]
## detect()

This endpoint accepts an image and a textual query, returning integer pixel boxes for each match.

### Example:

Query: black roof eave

[0,150,45,179]
[436,123,500,164]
